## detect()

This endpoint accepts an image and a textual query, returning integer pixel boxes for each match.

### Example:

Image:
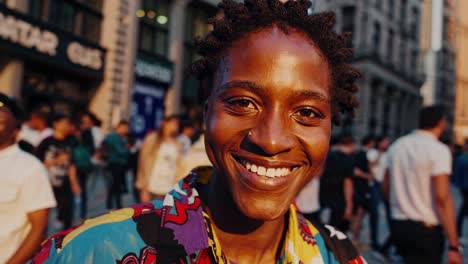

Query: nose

[245,110,295,156]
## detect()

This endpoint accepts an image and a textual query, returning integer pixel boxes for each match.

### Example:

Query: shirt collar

[414,130,438,140]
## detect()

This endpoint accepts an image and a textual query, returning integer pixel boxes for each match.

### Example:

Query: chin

[235,194,291,221]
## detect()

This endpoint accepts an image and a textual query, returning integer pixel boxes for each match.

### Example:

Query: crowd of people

[0,0,467,263]
[0,92,210,263]
[297,106,466,263]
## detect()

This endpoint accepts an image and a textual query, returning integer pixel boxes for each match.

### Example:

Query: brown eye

[229,99,256,110]
[297,108,317,118]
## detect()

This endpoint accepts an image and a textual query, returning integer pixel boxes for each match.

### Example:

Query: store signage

[0,13,58,56]
[130,82,166,139]
[0,5,104,77]
[67,42,102,70]
[135,54,173,85]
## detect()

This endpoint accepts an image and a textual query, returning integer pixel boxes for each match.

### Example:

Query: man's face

[165,118,179,137]
[204,26,332,220]
[379,137,391,151]
[117,124,129,137]
[54,118,72,136]
[0,108,17,147]
[81,115,93,130]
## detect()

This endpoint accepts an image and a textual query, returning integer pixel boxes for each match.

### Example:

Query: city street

[47,171,468,263]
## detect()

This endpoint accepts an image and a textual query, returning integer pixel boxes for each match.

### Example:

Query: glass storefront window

[28,0,103,43]
[138,0,170,57]
[183,2,218,103]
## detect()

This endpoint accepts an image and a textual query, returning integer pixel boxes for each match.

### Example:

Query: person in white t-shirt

[296,178,321,223]
[18,109,53,148]
[0,93,56,263]
[383,106,462,264]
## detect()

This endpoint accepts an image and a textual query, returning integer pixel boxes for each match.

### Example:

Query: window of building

[375,0,382,10]
[137,0,170,57]
[388,0,394,19]
[410,7,419,41]
[342,6,355,48]
[372,22,381,56]
[400,0,407,24]
[387,29,394,65]
[28,0,103,43]
[399,39,406,71]
[411,48,418,74]
[183,2,218,105]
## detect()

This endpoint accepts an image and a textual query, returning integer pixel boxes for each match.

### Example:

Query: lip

[231,153,302,192]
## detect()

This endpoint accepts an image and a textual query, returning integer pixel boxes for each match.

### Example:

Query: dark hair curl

[189,0,360,125]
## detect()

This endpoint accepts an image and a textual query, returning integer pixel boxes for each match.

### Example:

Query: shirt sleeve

[431,145,452,176]
[20,160,57,213]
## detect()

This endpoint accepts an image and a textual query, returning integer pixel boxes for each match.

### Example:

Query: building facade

[315,0,425,140]
[453,0,468,144]
[0,0,221,133]
[420,0,456,139]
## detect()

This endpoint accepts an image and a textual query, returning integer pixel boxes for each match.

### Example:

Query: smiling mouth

[235,157,300,178]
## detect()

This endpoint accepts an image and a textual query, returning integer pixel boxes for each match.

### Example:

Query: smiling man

[34,1,363,263]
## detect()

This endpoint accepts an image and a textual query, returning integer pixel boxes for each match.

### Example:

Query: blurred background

[0,0,466,144]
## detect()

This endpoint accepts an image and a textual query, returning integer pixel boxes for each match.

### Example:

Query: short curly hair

[189,0,360,125]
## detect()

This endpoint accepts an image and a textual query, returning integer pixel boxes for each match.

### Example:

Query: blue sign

[130,82,165,139]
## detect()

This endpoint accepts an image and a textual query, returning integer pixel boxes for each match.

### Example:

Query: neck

[206,173,286,263]
[421,128,441,139]
[0,141,15,151]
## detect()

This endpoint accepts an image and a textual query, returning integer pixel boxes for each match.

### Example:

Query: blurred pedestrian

[70,121,93,219]
[136,115,181,202]
[80,112,104,156]
[36,114,81,230]
[18,109,53,148]
[127,134,140,203]
[383,105,462,264]
[176,133,212,183]
[177,119,196,157]
[371,135,394,256]
[296,178,322,224]
[102,121,130,209]
[0,94,56,264]
[454,140,468,237]
[319,134,355,231]
[351,135,379,250]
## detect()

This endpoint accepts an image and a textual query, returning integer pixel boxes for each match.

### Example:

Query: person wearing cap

[0,93,57,263]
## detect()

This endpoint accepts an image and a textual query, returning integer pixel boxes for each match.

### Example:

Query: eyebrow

[217,80,330,103]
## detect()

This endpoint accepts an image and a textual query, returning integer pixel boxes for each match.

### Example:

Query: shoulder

[295,212,365,264]
[33,204,154,263]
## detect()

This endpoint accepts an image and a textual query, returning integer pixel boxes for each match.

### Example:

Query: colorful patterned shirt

[34,169,365,264]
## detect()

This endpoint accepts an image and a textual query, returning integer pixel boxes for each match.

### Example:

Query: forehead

[214,26,331,96]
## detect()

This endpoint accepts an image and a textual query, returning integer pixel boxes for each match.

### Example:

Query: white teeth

[266,168,275,177]
[257,166,266,176]
[275,168,283,177]
[251,164,258,173]
[241,160,295,178]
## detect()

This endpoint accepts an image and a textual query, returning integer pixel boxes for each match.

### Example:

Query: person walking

[351,135,379,250]
[0,94,56,264]
[454,140,468,237]
[136,115,182,202]
[319,134,355,232]
[36,114,81,230]
[102,121,130,209]
[383,106,462,264]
